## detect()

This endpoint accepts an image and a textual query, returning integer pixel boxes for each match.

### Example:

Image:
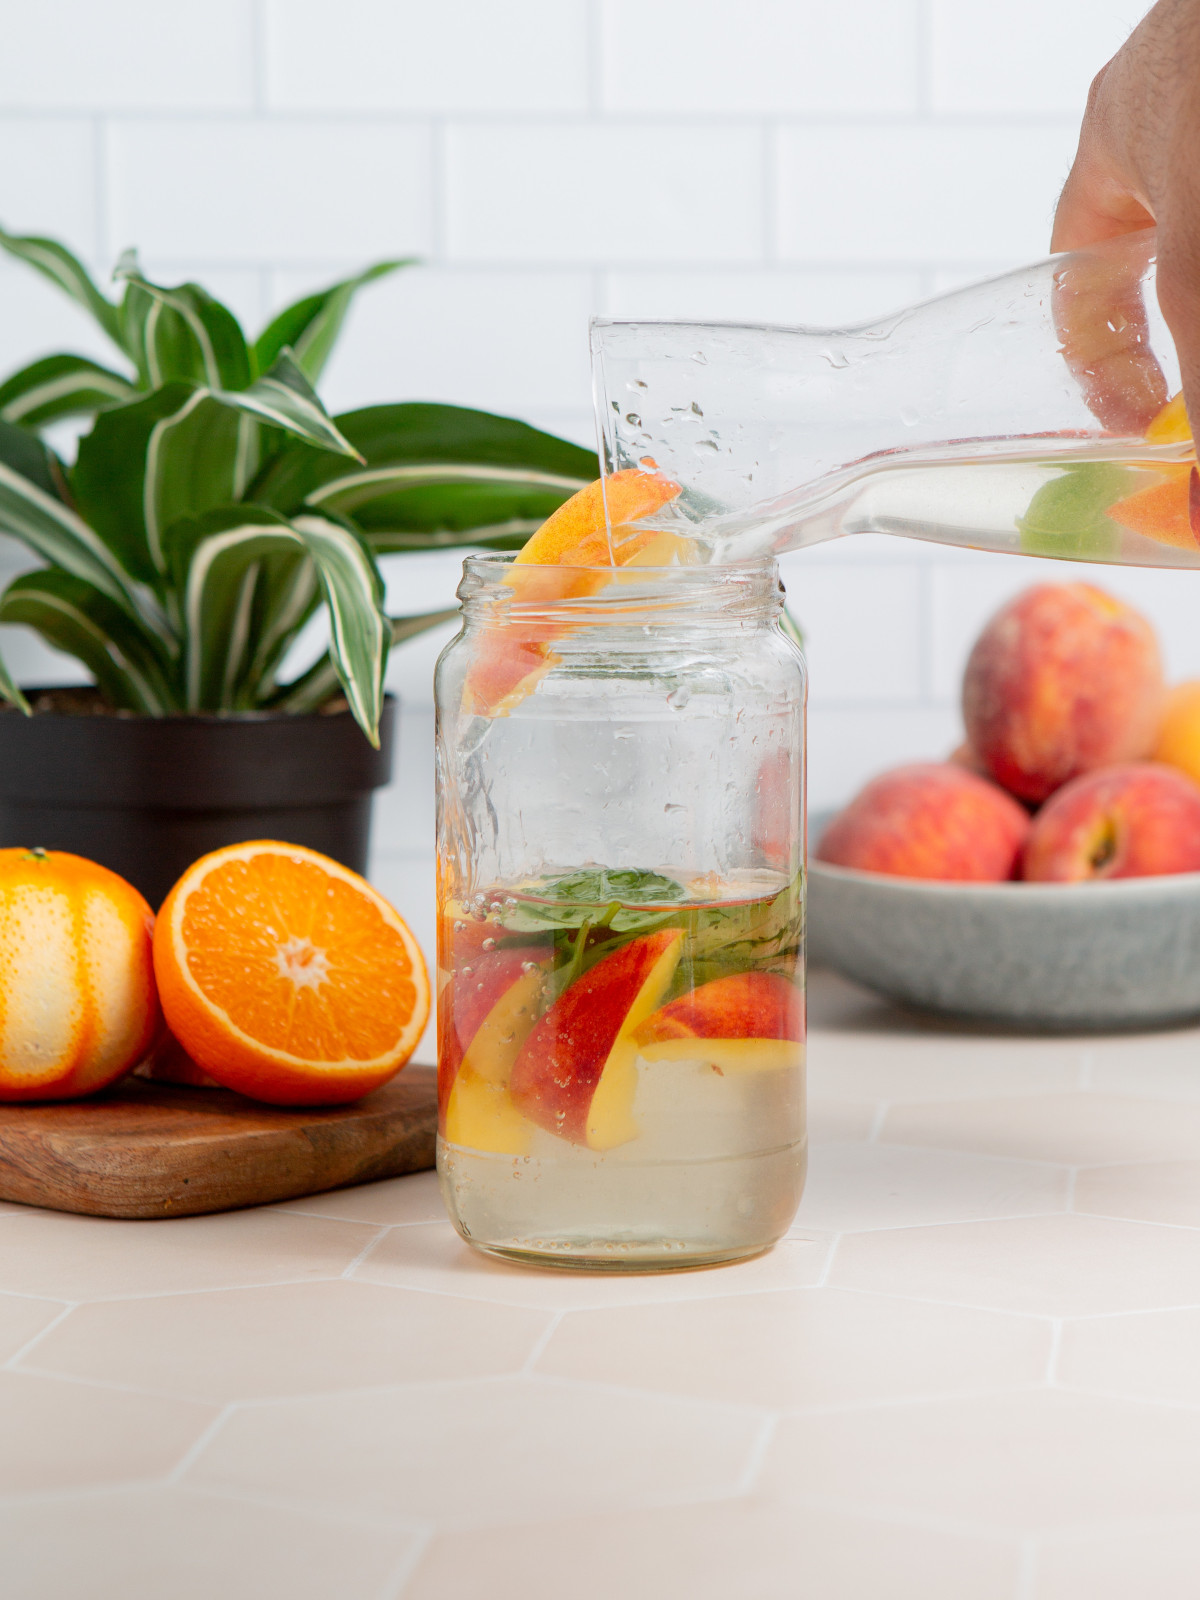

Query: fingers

[1155,214,1200,438]
[1052,230,1168,434]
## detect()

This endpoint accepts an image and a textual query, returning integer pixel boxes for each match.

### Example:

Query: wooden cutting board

[0,1065,438,1220]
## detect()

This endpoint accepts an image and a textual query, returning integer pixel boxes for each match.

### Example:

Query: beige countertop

[4,968,1200,1598]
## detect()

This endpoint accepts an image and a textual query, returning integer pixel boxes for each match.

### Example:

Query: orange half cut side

[153,841,430,1106]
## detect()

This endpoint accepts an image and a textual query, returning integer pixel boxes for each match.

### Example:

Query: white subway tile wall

[0,0,1179,1055]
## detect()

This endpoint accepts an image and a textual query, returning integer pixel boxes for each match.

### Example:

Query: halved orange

[153,841,430,1106]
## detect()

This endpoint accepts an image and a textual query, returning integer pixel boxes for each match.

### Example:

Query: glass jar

[434,556,806,1271]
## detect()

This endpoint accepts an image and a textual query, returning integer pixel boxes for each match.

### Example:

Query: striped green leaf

[0,354,138,430]
[0,645,30,715]
[73,384,252,588]
[0,570,175,715]
[250,403,596,529]
[220,352,361,460]
[0,421,151,620]
[253,260,412,383]
[0,225,122,347]
[275,606,459,714]
[115,256,252,392]
[168,507,387,738]
[290,514,388,741]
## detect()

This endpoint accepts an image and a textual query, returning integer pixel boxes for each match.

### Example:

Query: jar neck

[457,555,783,629]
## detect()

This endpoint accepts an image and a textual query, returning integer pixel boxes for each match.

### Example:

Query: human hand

[1052,0,1200,434]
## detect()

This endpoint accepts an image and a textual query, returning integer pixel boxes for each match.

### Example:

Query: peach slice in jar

[508,928,684,1150]
[634,971,805,1072]
[440,944,551,1155]
[461,468,682,717]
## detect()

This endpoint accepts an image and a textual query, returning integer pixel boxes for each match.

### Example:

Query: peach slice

[439,946,549,1154]
[634,971,804,1072]
[462,468,682,717]
[509,928,683,1150]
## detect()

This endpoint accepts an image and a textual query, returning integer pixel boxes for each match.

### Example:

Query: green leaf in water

[1016,463,1141,560]
[543,867,687,905]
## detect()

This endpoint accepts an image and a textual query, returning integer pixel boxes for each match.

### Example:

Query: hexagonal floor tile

[0,1372,213,1493]
[830,1214,1200,1316]
[269,1168,447,1225]
[186,1376,763,1526]
[0,1293,64,1362]
[536,1287,1050,1409]
[406,1497,1020,1600]
[1074,1160,1200,1228]
[0,1209,381,1300]
[796,1139,1067,1233]
[761,1390,1200,1533]
[881,1093,1200,1166]
[1036,1519,1200,1598]
[351,1220,832,1311]
[21,1280,551,1402]
[1058,1307,1200,1407]
[0,1486,419,1600]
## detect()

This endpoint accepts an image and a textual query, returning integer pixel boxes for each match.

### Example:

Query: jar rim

[457,553,784,623]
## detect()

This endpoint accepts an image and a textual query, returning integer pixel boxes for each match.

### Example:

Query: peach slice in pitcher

[509,929,683,1150]
[462,468,681,717]
[634,972,805,1072]
[1108,392,1199,550]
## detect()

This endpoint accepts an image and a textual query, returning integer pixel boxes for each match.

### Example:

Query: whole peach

[816,763,1030,882]
[1022,763,1200,882]
[962,583,1164,804]
[1153,681,1200,787]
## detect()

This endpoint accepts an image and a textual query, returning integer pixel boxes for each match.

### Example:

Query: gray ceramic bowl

[808,813,1200,1030]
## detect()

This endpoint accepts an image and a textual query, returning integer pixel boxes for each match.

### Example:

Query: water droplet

[667,685,691,709]
[690,401,704,417]
[818,347,850,369]
[693,438,719,455]
[628,378,648,390]
[899,406,919,427]
[664,802,685,814]
[692,350,708,365]
[625,412,642,427]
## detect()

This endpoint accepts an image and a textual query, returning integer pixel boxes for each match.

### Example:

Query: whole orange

[153,841,430,1106]
[1153,681,1200,787]
[0,847,159,1101]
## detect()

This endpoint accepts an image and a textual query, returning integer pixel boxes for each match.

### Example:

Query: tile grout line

[1,1302,78,1370]
[164,1402,238,1485]
[379,1524,436,1600]
[340,1223,394,1279]
[520,1309,565,1375]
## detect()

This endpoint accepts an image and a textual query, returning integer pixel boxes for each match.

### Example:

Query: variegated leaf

[253,260,412,383]
[275,606,459,714]
[0,643,29,715]
[290,514,388,741]
[0,354,138,430]
[0,225,122,347]
[171,507,387,738]
[115,254,252,391]
[73,384,252,588]
[0,421,153,623]
[0,570,175,715]
[249,403,597,533]
[219,352,361,460]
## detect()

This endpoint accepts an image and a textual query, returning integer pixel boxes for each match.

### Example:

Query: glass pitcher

[434,555,806,1270]
[590,227,1198,569]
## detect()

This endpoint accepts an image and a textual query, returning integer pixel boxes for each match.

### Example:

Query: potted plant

[0,227,596,904]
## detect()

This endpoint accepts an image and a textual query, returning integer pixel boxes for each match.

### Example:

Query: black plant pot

[0,694,396,908]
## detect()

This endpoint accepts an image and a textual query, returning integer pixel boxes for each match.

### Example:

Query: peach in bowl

[808,759,1200,1030]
